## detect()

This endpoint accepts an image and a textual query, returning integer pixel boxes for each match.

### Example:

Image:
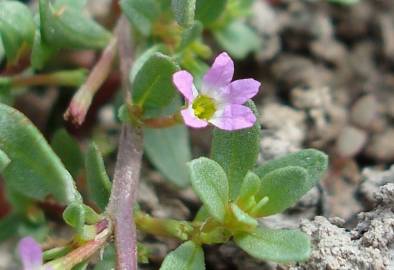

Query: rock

[358,166,394,207]
[366,128,394,162]
[335,126,367,158]
[350,95,380,129]
[310,39,348,66]
[289,183,394,270]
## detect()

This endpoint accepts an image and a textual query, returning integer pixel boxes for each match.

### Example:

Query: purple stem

[107,16,143,270]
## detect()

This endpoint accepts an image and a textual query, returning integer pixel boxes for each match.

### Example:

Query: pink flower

[18,237,51,270]
[173,52,261,130]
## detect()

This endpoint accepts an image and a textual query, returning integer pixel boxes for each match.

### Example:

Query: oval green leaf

[211,100,260,200]
[132,53,179,115]
[188,157,229,222]
[234,227,311,263]
[160,241,205,270]
[0,104,81,204]
[171,0,196,28]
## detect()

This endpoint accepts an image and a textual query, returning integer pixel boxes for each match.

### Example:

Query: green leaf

[0,104,81,204]
[39,0,111,49]
[195,0,227,26]
[72,262,88,270]
[254,149,328,198]
[0,1,35,65]
[85,143,111,211]
[51,129,83,179]
[160,241,205,270]
[171,0,196,27]
[144,125,191,187]
[132,53,179,115]
[0,148,10,172]
[235,227,311,263]
[63,202,85,233]
[130,44,165,82]
[56,0,87,9]
[94,244,116,270]
[188,157,229,222]
[31,29,57,70]
[213,21,261,59]
[177,21,203,51]
[328,0,359,5]
[0,214,20,241]
[236,171,260,210]
[211,100,260,200]
[120,0,160,36]
[230,203,257,229]
[254,166,308,217]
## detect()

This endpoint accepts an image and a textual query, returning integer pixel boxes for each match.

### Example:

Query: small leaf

[39,0,111,49]
[31,29,57,70]
[63,202,85,233]
[195,0,227,26]
[254,166,308,217]
[72,262,88,270]
[160,241,205,270]
[94,244,116,270]
[0,1,35,65]
[235,227,311,263]
[85,143,111,211]
[171,0,196,27]
[211,100,260,200]
[130,44,165,82]
[328,0,359,5]
[120,0,160,36]
[255,149,328,199]
[0,104,81,204]
[230,203,257,229]
[51,129,83,179]
[132,53,179,115]
[213,21,261,59]
[188,157,229,222]
[56,0,87,9]
[0,148,10,172]
[237,171,260,210]
[144,125,191,187]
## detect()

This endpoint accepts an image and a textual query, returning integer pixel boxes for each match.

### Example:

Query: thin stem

[107,16,143,270]
[64,36,118,125]
[143,113,183,128]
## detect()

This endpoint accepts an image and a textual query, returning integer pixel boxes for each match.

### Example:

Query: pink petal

[210,104,256,131]
[181,107,208,128]
[173,71,196,102]
[226,79,261,104]
[18,237,43,270]
[202,52,234,91]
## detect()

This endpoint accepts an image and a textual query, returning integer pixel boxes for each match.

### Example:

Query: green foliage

[120,0,160,36]
[235,227,311,263]
[328,0,359,5]
[0,1,35,65]
[51,129,83,179]
[94,244,116,270]
[85,143,112,211]
[39,0,111,49]
[213,21,261,59]
[188,157,229,223]
[132,53,179,115]
[254,166,308,217]
[160,241,205,270]
[171,0,196,28]
[130,45,165,82]
[0,104,81,204]
[31,29,57,70]
[144,125,191,187]
[211,100,260,200]
[255,149,328,195]
[0,214,20,241]
[0,148,10,172]
[195,0,227,26]
[63,202,85,233]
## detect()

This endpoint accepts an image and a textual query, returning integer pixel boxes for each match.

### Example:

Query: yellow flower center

[192,95,217,120]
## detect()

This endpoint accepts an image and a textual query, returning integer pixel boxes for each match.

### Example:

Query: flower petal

[18,237,43,270]
[210,104,256,131]
[202,52,234,91]
[173,70,197,102]
[226,79,261,104]
[181,107,208,128]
